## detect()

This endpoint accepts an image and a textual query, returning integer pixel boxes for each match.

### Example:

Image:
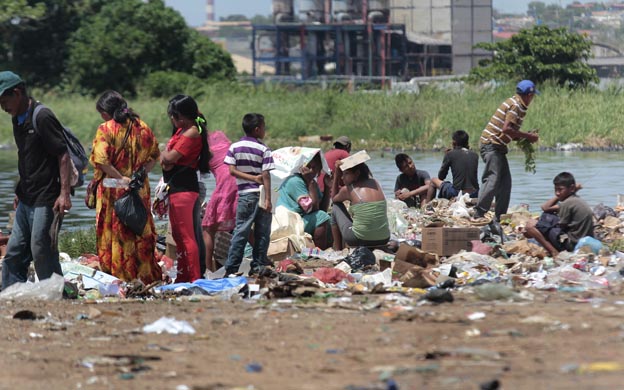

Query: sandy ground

[2,286,624,390]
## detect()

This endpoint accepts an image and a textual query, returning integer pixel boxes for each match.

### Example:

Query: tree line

[0,0,236,96]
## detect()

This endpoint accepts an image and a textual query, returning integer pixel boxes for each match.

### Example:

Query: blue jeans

[224,192,272,275]
[2,203,62,289]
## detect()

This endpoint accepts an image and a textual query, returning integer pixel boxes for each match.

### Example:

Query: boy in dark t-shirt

[524,172,594,257]
[393,153,432,208]
[427,130,479,200]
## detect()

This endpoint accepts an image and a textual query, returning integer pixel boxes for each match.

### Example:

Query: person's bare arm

[300,166,320,212]
[541,196,560,213]
[54,152,72,212]
[229,165,263,184]
[262,170,272,212]
[332,185,351,203]
[320,174,332,211]
[503,119,539,143]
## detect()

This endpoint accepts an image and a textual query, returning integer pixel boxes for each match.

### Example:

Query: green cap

[0,71,24,96]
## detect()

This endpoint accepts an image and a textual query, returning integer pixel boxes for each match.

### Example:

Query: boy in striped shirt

[223,113,274,276]
[473,80,540,221]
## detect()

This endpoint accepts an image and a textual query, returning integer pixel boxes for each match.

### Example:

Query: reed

[1,82,623,150]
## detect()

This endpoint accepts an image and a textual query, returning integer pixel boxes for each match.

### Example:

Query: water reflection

[0,150,618,230]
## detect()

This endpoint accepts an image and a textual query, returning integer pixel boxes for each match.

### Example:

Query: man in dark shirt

[393,153,432,208]
[427,130,479,200]
[0,71,72,289]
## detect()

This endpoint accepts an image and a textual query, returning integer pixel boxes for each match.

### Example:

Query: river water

[0,150,618,230]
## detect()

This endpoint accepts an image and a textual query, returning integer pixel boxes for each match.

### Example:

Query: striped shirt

[224,136,274,194]
[480,94,528,147]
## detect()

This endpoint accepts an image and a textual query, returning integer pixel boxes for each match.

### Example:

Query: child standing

[202,130,238,272]
[223,113,274,276]
[393,153,432,208]
[427,130,479,200]
[523,172,594,257]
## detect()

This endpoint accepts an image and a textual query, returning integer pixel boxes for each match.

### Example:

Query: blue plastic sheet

[156,277,247,293]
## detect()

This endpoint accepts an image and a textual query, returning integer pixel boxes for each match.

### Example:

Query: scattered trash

[467,312,486,321]
[474,283,517,301]
[13,310,40,320]
[142,317,196,335]
[0,273,65,301]
[245,363,263,373]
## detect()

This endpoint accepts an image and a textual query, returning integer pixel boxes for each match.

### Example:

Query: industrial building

[252,0,493,81]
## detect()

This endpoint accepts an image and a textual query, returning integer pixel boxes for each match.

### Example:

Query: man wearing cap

[473,80,540,221]
[318,135,351,195]
[0,71,72,289]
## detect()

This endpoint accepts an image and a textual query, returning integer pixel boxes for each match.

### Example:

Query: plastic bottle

[102,178,128,188]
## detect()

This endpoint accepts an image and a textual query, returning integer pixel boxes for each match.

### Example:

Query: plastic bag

[0,273,65,301]
[142,317,196,335]
[114,169,148,235]
[152,176,169,219]
[343,247,376,271]
[448,193,471,218]
[574,236,603,254]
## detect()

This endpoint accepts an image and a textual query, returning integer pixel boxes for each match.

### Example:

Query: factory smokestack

[206,0,215,22]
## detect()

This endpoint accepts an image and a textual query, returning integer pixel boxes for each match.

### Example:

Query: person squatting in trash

[473,80,540,221]
[160,95,209,282]
[427,129,479,201]
[276,152,332,250]
[331,161,390,250]
[393,153,433,208]
[523,172,594,257]
[223,113,274,276]
[0,71,73,289]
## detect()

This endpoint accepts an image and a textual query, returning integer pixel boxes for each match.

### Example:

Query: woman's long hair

[96,90,139,125]
[167,94,212,173]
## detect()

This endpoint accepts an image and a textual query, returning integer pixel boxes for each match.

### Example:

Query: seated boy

[393,153,432,208]
[523,172,594,257]
[427,130,479,200]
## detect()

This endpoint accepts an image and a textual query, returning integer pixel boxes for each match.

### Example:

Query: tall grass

[1,82,624,150]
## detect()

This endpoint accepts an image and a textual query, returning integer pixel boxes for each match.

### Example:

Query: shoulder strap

[31,103,45,134]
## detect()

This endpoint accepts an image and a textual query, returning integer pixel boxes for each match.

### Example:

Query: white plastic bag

[0,273,65,301]
[448,192,471,218]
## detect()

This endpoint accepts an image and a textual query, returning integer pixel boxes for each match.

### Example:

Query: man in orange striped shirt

[473,80,540,220]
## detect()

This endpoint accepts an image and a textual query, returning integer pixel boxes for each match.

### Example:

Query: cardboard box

[267,237,297,262]
[421,222,480,257]
[395,243,439,267]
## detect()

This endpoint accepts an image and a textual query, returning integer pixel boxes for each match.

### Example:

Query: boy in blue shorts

[427,130,479,200]
[224,113,274,276]
[523,172,594,257]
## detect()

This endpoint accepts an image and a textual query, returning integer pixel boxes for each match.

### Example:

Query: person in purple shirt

[223,113,274,276]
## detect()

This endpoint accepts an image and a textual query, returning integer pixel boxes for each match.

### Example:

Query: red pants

[169,191,200,282]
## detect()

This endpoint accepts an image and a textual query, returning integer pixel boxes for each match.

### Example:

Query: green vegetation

[1,82,623,150]
[59,226,97,258]
[2,0,234,94]
[471,25,598,88]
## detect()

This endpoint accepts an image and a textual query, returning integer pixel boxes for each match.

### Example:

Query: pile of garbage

[1,196,623,303]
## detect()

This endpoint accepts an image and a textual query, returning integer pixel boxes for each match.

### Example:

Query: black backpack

[32,103,89,190]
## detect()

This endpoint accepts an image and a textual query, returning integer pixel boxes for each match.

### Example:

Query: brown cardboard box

[268,237,297,262]
[395,243,439,267]
[421,222,480,256]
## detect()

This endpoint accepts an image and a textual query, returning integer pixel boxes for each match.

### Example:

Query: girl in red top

[160,95,206,282]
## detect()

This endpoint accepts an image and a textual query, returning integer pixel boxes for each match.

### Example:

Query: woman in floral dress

[90,90,161,283]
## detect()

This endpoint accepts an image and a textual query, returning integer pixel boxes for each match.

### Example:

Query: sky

[165,0,581,27]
